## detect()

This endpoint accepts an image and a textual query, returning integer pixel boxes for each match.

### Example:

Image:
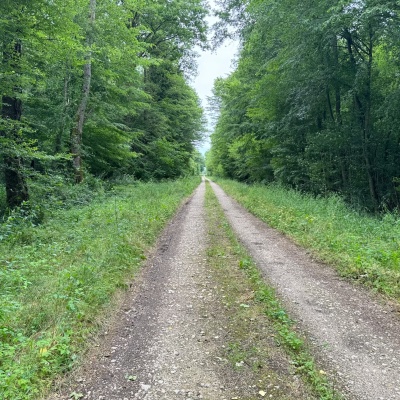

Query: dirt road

[210,181,400,400]
[51,182,237,400]
[49,180,400,400]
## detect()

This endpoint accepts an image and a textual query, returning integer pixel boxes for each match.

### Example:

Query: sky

[192,8,239,155]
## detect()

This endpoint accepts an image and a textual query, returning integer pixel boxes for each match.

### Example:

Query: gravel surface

[49,182,238,400]
[48,180,400,400]
[210,180,400,400]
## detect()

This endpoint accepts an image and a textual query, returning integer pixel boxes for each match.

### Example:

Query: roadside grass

[0,174,111,223]
[212,179,400,300]
[205,182,342,400]
[0,177,200,400]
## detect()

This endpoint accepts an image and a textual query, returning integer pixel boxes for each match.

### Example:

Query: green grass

[211,178,400,299]
[205,182,342,400]
[0,177,200,400]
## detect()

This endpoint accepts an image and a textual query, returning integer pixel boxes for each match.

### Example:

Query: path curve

[210,180,400,400]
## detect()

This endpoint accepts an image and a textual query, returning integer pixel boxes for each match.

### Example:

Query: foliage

[0,0,208,208]
[213,178,400,299]
[0,177,200,399]
[208,0,400,211]
[190,150,206,175]
[129,62,206,179]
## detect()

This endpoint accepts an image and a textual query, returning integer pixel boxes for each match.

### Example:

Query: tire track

[210,180,400,400]
[49,182,236,400]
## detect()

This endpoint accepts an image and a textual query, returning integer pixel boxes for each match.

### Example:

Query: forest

[1,0,207,212]
[2,2,400,398]
[207,0,400,211]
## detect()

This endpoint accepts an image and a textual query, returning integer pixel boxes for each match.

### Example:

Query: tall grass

[0,177,200,399]
[213,179,400,300]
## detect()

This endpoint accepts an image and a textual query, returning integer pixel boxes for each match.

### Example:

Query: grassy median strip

[212,178,400,300]
[0,177,200,400]
[205,181,342,400]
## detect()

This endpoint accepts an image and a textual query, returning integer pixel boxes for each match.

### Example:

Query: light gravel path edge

[210,180,400,400]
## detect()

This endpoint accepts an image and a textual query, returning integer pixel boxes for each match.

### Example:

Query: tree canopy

[207,0,400,211]
[0,0,207,208]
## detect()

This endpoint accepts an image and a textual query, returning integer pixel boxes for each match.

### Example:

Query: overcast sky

[192,7,239,155]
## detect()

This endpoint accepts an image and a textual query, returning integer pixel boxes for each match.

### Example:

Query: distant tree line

[207,0,400,211]
[1,0,207,209]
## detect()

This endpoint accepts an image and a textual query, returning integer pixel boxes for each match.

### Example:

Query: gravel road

[50,182,240,400]
[49,180,400,400]
[210,181,400,400]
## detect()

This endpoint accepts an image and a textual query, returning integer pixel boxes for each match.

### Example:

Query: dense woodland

[207,0,400,211]
[4,0,400,214]
[0,0,207,211]
[2,3,400,397]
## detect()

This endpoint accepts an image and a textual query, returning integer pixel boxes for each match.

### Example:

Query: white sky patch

[194,40,238,107]
[192,6,239,155]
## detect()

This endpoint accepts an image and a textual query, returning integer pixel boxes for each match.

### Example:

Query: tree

[209,0,400,210]
[123,0,208,179]
[70,0,96,183]
[1,32,28,208]
[130,61,205,179]
[1,0,209,209]
[0,0,83,207]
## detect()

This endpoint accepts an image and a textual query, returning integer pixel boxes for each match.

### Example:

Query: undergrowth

[0,173,110,223]
[205,181,342,400]
[0,177,200,400]
[212,178,400,300]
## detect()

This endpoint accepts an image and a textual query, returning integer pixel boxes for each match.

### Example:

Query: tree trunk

[363,27,379,211]
[1,40,29,208]
[4,155,29,208]
[344,29,379,211]
[332,36,342,125]
[71,0,96,183]
[55,67,71,153]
